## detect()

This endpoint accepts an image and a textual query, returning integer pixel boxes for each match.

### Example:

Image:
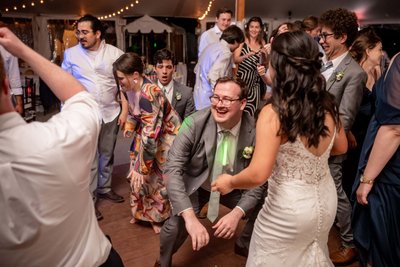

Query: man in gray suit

[157,77,265,267]
[319,8,367,265]
[153,48,195,121]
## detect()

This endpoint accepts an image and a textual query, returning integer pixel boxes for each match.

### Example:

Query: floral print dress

[124,78,181,223]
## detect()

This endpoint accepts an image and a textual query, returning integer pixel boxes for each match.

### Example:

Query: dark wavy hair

[153,48,176,66]
[319,8,359,48]
[270,31,340,147]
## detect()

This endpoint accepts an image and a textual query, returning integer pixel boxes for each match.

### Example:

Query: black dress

[237,43,262,117]
[351,54,400,267]
[342,87,373,196]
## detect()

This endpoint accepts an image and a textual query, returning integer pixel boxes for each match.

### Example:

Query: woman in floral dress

[113,52,181,233]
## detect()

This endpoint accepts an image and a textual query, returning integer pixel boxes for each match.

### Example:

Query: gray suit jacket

[170,80,196,121]
[165,108,264,216]
[326,53,367,132]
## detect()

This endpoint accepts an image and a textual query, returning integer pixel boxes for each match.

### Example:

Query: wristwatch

[360,174,374,184]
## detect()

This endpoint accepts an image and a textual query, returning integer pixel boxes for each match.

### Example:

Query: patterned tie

[321,61,333,72]
[207,131,231,223]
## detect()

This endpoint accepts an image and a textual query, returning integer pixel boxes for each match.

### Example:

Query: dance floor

[98,163,359,267]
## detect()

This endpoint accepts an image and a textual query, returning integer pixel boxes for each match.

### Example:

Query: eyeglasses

[319,32,334,41]
[75,30,94,37]
[210,95,241,106]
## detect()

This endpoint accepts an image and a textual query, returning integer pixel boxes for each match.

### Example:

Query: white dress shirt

[322,52,348,82]
[0,45,23,96]
[62,40,124,123]
[198,25,223,57]
[194,39,233,110]
[0,92,110,267]
[158,79,174,104]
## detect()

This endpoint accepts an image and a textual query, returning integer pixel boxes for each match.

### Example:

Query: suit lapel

[203,113,217,175]
[327,53,352,91]
[171,80,179,107]
[233,114,254,173]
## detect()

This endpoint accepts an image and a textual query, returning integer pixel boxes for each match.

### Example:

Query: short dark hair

[221,25,245,44]
[216,8,233,18]
[215,76,248,100]
[77,14,105,40]
[153,48,176,66]
[319,8,359,48]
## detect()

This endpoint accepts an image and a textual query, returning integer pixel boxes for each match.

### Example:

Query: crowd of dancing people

[1,6,399,267]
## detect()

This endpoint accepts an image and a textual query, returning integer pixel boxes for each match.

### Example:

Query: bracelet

[360,174,374,184]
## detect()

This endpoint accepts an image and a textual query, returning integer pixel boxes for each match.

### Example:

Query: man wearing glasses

[319,8,367,265]
[62,14,127,220]
[156,77,266,267]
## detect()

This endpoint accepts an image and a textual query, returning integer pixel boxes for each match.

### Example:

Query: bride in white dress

[212,31,348,267]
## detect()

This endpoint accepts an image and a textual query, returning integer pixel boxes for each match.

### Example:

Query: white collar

[217,118,242,138]
[213,25,223,35]
[157,79,174,93]
[331,51,348,70]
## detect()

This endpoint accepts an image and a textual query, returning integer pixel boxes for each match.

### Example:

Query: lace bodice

[270,135,335,185]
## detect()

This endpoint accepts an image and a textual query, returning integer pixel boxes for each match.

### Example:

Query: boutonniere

[175,92,182,101]
[335,71,345,81]
[242,146,254,159]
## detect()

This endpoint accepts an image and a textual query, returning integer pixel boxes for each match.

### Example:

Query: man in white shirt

[0,21,23,114]
[0,27,123,267]
[198,8,232,57]
[153,48,195,121]
[62,15,127,220]
[194,25,244,110]
[319,8,367,265]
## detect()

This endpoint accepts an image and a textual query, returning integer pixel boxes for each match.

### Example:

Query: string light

[198,0,215,20]
[98,1,141,20]
[3,1,45,13]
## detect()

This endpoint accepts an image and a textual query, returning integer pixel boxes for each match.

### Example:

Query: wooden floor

[98,164,359,267]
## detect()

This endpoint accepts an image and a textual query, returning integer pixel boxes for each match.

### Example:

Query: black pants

[100,235,124,267]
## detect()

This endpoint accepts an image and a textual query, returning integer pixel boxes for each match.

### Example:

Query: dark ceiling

[1,0,400,23]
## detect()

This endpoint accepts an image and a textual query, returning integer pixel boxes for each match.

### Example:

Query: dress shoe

[95,207,103,221]
[234,243,249,257]
[197,204,208,219]
[330,246,357,265]
[98,190,124,203]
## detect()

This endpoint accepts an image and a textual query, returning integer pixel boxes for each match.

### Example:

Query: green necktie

[207,131,231,223]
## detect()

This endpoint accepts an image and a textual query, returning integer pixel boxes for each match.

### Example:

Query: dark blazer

[168,80,196,121]
[164,108,263,216]
[326,53,367,132]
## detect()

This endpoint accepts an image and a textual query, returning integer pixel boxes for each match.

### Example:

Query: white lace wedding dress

[247,136,337,267]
